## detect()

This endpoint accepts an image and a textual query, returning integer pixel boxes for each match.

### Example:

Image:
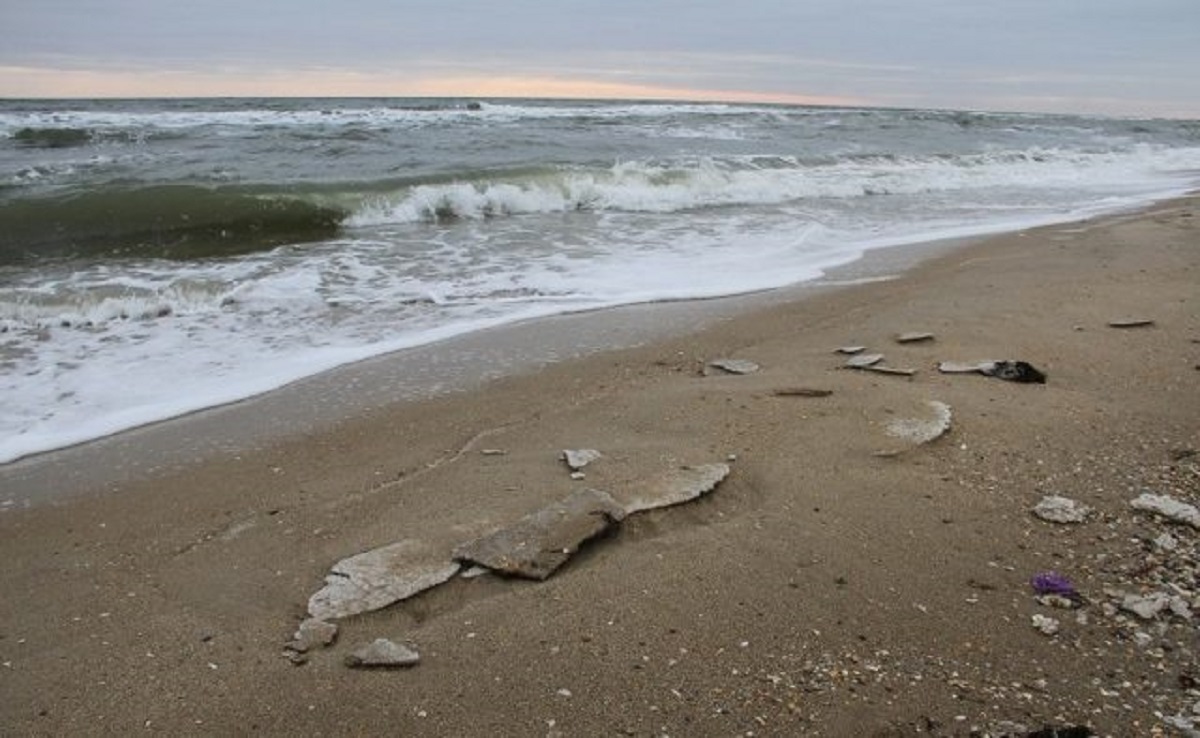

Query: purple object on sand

[1030,571,1076,597]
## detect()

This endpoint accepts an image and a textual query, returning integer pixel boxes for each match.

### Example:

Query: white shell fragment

[344,638,421,668]
[1032,495,1092,524]
[562,449,602,471]
[308,540,461,621]
[845,353,884,368]
[1129,493,1200,529]
[614,463,731,515]
[885,401,952,445]
[707,358,761,375]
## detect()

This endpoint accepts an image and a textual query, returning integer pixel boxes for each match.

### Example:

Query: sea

[2,97,1198,464]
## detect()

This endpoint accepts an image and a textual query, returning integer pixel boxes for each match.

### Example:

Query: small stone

[1032,495,1091,524]
[562,449,602,471]
[1031,614,1060,636]
[895,332,935,343]
[835,346,867,355]
[344,638,420,668]
[480,449,507,456]
[570,471,586,481]
[286,618,339,653]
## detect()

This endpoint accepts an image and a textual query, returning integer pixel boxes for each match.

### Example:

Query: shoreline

[0,226,976,505]
[1,198,1197,736]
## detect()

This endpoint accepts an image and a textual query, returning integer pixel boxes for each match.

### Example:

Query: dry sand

[1,198,1198,737]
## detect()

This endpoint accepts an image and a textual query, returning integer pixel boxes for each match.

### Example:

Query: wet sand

[1,199,1197,736]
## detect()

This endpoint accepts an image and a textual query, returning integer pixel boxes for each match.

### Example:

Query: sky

[1,1,1198,117]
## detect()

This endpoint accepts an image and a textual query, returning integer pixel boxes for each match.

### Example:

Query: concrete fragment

[1032,495,1091,524]
[1108,318,1155,328]
[344,638,420,668]
[1130,493,1200,528]
[562,449,602,471]
[452,488,626,580]
[308,541,461,621]
[707,358,760,375]
[937,361,994,375]
[1121,592,1172,620]
[895,331,935,343]
[885,401,952,445]
[835,346,866,355]
[286,618,339,654]
[613,463,731,515]
[860,364,916,377]
[844,353,884,368]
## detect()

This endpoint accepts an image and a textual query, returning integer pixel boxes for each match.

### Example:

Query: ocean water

[2,97,1198,463]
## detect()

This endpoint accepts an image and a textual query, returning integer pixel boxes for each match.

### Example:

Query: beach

[1,197,1198,736]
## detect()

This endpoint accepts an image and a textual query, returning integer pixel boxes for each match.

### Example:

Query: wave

[348,145,1200,225]
[0,185,347,264]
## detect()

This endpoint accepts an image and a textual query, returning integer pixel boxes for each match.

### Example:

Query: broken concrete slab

[613,463,731,515]
[1130,493,1200,529]
[707,358,761,375]
[452,488,627,580]
[286,618,339,654]
[344,638,421,668]
[308,540,461,621]
[885,401,952,445]
[1032,495,1092,524]
[562,449,602,471]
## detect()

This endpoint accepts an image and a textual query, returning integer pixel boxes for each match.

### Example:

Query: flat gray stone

[453,488,627,580]
[344,638,420,668]
[835,346,867,355]
[308,540,461,621]
[707,358,760,375]
[1032,495,1091,524]
[1130,493,1200,529]
[614,463,731,515]
[562,448,602,471]
[896,331,935,343]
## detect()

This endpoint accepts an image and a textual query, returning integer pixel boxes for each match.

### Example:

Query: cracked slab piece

[308,540,461,621]
[453,488,627,580]
[1130,493,1200,529]
[885,401,952,445]
[562,448,602,471]
[614,463,731,515]
[344,638,420,668]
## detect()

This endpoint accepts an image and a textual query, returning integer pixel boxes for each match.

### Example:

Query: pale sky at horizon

[2,1,1198,117]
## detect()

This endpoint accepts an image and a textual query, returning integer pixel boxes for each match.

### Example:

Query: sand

[1,198,1197,736]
